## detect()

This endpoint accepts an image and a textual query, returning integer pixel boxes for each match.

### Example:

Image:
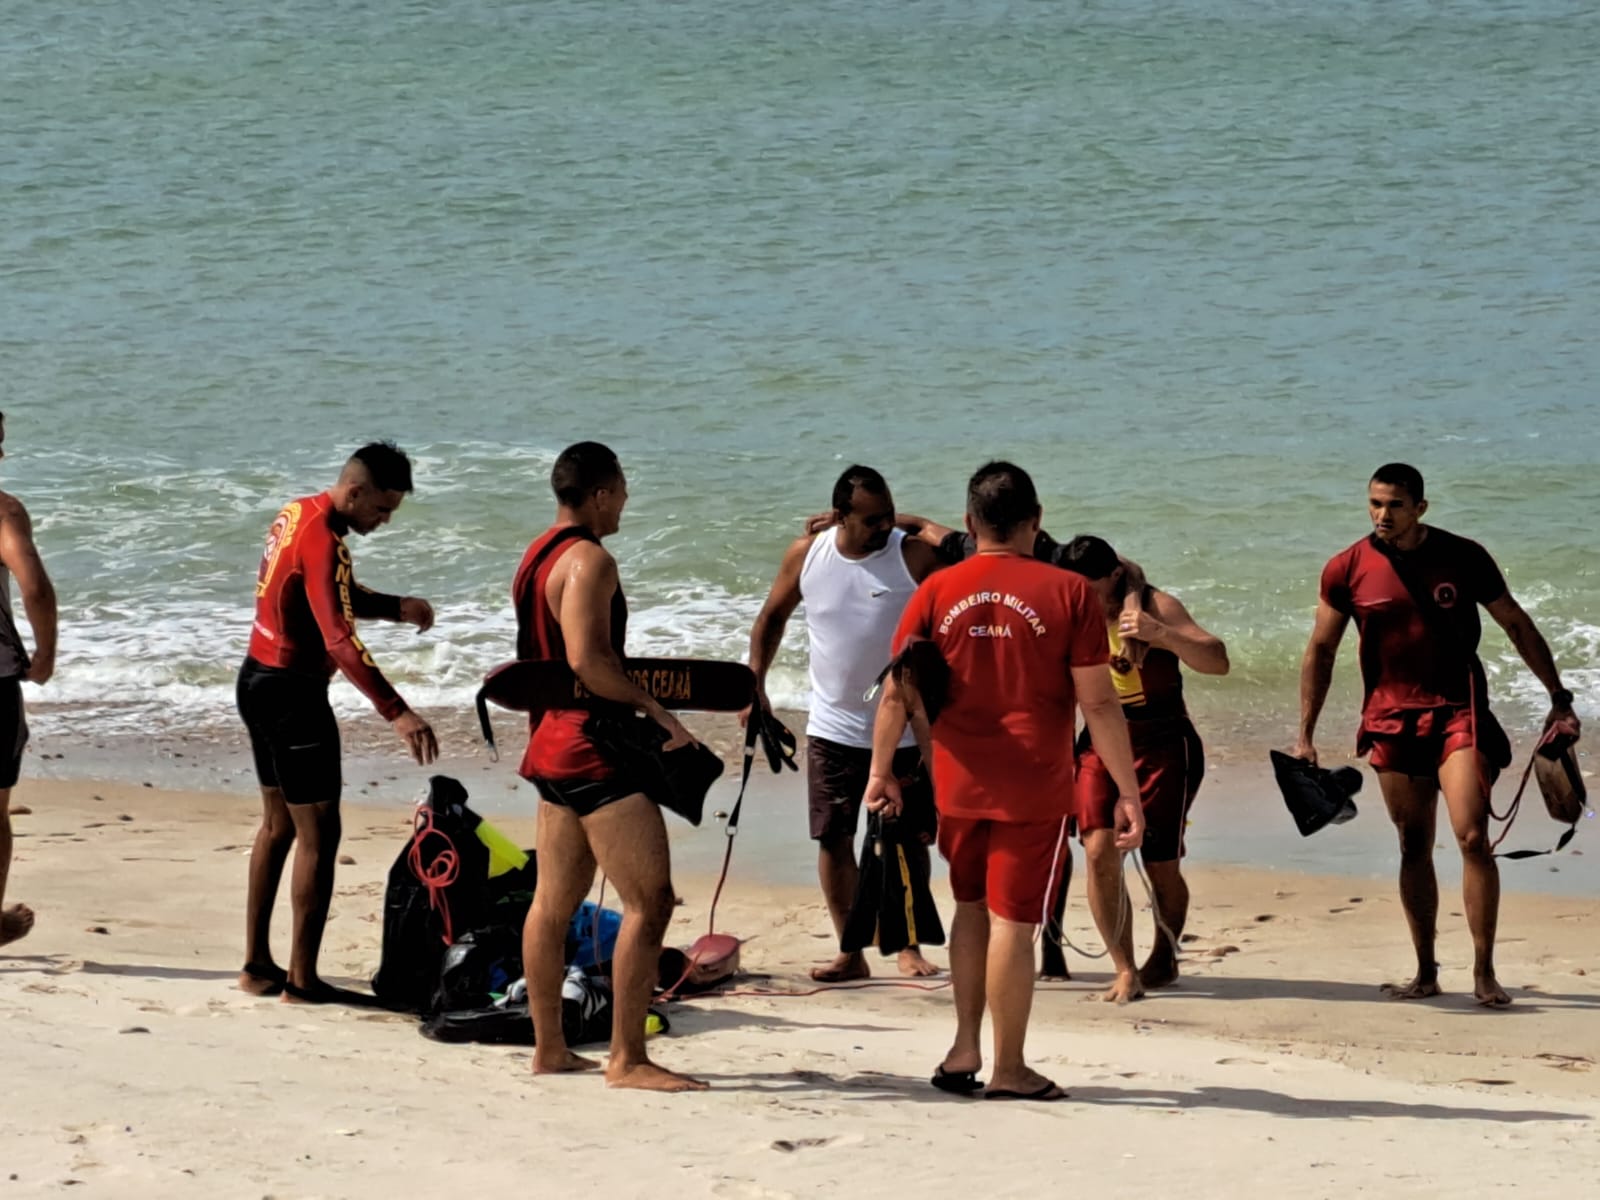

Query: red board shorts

[1076,717,1205,863]
[1358,703,1509,782]
[937,814,1069,925]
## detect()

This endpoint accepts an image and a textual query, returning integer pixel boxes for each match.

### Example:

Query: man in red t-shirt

[866,462,1142,1101]
[1296,463,1579,1007]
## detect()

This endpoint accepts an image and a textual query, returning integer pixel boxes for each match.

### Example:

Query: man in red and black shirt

[1296,463,1579,1007]
[236,442,438,1003]
[866,462,1142,1101]
[514,442,705,1094]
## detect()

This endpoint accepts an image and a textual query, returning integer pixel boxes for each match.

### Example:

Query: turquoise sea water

[4,0,1597,755]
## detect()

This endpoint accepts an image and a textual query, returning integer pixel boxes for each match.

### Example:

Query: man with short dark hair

[1059,534,1228,1001]
[0,411,57,950]
[1296,463,1579,1007]
[516,441,707,1092]
[237,441,438,1002]
[885,508,1150,982]
[749,465,945,981]
[868,461,1142,1100]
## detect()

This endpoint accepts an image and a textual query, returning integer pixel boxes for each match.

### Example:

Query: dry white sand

[3,777,1597,1198]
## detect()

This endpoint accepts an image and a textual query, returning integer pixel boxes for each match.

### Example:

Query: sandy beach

[3,774,1596,1199]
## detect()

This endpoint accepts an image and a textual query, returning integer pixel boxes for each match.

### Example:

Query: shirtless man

[0,411,58,949]
[237,442,438,1002]
[1296,463,1579,1007]
[867,461,1142,1100]
[1060,535,1228,1002]
[749,465,945,981]
[515,441,706,1093]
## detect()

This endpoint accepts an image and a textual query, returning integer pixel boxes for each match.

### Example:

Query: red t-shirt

[892,552,1109,823]
[247,492,407,720]
[1320,528,1507,719]
[513,525,627,782]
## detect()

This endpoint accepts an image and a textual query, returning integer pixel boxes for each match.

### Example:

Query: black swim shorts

[236,657,341,806]
[531,772,650,819]
[0,676,27,791]
[806,736,932,842]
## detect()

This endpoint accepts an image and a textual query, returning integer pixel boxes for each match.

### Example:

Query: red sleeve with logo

[300,520,408,720]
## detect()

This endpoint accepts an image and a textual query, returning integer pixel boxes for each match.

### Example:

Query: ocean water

[4,0,1598,757]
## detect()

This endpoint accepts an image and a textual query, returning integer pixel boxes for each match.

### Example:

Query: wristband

[1550,687,1575,709]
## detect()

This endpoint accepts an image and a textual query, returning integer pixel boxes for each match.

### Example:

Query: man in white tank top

[0,411,59,950]
[749,466,945,981]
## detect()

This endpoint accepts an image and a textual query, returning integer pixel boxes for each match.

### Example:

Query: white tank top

[799,528,918,749]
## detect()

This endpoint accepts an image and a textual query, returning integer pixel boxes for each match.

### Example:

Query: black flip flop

[931,1065,984,1096]
[985,1080,1067,1102]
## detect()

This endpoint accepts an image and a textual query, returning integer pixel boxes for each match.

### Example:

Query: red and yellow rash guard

[247,492,408,720]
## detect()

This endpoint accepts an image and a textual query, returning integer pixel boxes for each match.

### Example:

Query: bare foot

[810,952,870,983]
[532,1049,601,1075]
[0,904,35,948]
[1474,974,1513,1008]
[1380,975,1443,1001]
[237,961,286,996]
[1100,970,1145,1005]
[606,1060,709,1093]
[898,948,941,978]
[1138,951,1179,990]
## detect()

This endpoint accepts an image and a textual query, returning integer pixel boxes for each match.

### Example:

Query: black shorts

[236,658,341,806]
[532,772,649,819]
[807,736,931,842]
[0,676,27,791]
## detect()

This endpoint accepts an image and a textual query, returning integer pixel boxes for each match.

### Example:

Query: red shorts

[937,815,1069,925]
[1076,718,1204,863]
[1359,704,1508,780]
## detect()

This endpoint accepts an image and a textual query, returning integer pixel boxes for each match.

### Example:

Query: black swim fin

[1270,750,1360,837]
[755,711,799,775]
[840,814,886,955]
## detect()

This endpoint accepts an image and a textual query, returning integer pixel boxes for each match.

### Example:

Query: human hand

[864,773,903,818]
[738,687,771,729]
[1113,794,1145,852]
[399,597,435,633]
[656,712,698,752]
[803,510,837,536]
[1117,609,1165,649]
[23,651,54,686]
[392,709,439,764]
[1290,737,1318,766]
[1544,701,1581,737]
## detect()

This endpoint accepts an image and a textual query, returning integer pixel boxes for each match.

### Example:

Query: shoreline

[19,706,1598,897]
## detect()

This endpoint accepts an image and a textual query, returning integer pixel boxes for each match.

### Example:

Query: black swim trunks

[807,736,932,842]
[236,657,341,806]
[531,773,649,819]
[0,677,27,791]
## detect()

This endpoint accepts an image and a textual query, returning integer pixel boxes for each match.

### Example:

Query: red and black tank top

[512,524,629,781]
